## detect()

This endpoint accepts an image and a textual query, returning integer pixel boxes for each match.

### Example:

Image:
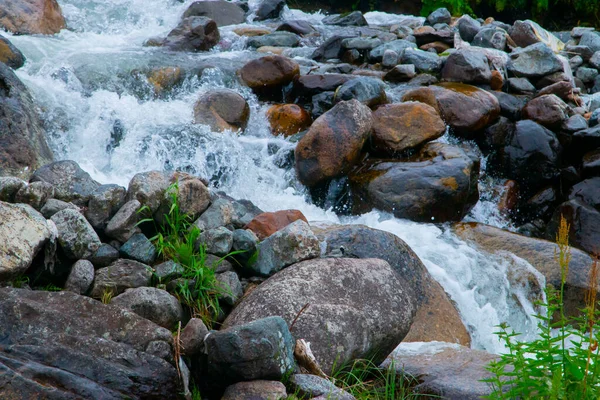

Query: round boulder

[162,16,220,52]
[441,48,492,84]
[223,257,417,374]
[0,0,65,35]
[333,76,387,108]
[111,287,184,330]
[182,0,245,27]
[522,94,570,129]
[193,89,250,133]
[239,55,300,99]
[295,99,373,187]
[371,101,446,156]
[349,143,480,223]
[266,104,312,136]
[30,160,101,206]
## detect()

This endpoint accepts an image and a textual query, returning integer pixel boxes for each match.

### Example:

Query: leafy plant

[331,358,427,399]
[101,288,114,304]
[483,216,600,399]
[141,182,234,328]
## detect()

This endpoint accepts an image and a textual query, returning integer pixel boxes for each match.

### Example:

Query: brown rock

[401,86,441,113]
[490,70,503,90]
[293,74,355,98]
[222,381,287,400]
[245,209,308,240]
[536,81,574,102]
[239,55,300,98]
[0,35,25,69]
[146,67,184,96]
[233,27,272,37]
[455,222,596,319]
[522,94,570,129]
[371,101,446,156]
[193,89,250,132]
[420,41,450,53]
[0,0,65,35]
[162,16,220,52]
[266,104,312,136]
[256,46,286,55]
[497,179,519,215]
[403,83,500,138]
[295,99,373,187]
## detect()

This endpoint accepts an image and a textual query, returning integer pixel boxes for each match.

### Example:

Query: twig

[290,303,310,331]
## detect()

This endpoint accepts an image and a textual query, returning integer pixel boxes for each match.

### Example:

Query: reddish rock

[490,70,503,90]
[522,94,570,129]
[193,89,250,132]
[295,99,373,187]
[266,104,312,136]
[497,179,519,215]
[371,101,446,155]
[0,0,66,35]
[0,35,25,69]
[146,67,183,96]
[239,55,300,98]
[245,209,308,240]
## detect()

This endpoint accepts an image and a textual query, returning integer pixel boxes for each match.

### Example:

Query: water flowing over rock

[295,99,373,187]
[0,288,179,399]
[0,202,50,281]
[0,62,53,179]
[193,89,250,133]
[0,0,65,35]
[349,143,480,223]
[224,258,417,374]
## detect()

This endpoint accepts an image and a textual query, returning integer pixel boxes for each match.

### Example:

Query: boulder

[90,244,120,268]
[293,74,354,98]
[216,271,243,306]
[455,222,596,319]
[289,375,354,400]
[104,200,142,243]
[412,26,454,47]
[0,202,50,281]
[441,48,492,84]
[231,229,259,264]
[333,76,387,108]
[155,172,211,224]
[384,64,417,82]
[205,316,296,384]
[312,35,352,62]
[119,233,157,265]
[522,94,570,129]
[579,31,600,53]
[146,66,184,96]
[509,20,565,51]
[248,220,320,277]
[239,55,300,98]
[193,89,250,133]
[247,31,299,48]
[401,48,443,73]
[126,171,171,213]
[51,208,101,260]
[0,62,53,179]
[369,39,417,63]
[314,224,470,346]
[0,0,65,35]
[197,226,234,256]
[382,342,498,399]
[472,27,507,50]
[64,259,95,295]
[0,176,26,202]
[546,200,600,257]
[266,104,312,136]
[111,287,183,329]
[222,381,287,400]
[371,101,446,156]
[31,160,100,206]
[295,99,373,187]
[181,318,209,356]
[456,14,481,42]
[14,181,54,210]
[163,16,220,52]
[508,42,563,79]
[0,288,178,398]
[322,11,367,26]
[182,0,245,27]
[245,209,308,240]
[233,27,272,37]
[193,197,235,231]
[40,198,79,218]
[569,177,600,210]
[349,143,480,223]
[254,0,285,21]
[85,184,127,230]
[224,258,417,374]
[90,259,153,298]
[0,34,25,69]
[427,8,451,25]
[490,119,561,195]
[276,20,316,36]
[508,77,535,94]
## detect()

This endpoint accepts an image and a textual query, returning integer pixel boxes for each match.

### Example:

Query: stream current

[8,0,547,353]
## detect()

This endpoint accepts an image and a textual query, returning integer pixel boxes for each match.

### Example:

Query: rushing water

[8,0,546,353]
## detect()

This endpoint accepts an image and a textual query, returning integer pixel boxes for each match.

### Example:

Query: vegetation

[141,183,232,328]
[483,216,600,399]
[101,288,114,304]
[330,358,427,399]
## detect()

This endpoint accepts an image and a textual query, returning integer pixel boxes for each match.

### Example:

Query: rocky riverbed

[1,0,600,398]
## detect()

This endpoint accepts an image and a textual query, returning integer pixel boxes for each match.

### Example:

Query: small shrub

[483,215,600,399]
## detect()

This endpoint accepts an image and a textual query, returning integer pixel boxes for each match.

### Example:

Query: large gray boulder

[441,48,492,84]
[0,201,51,281]
[105,199,142,243]
[126,171,171,214]
[90,259,153,298]
[224,258,417,374]
[0,288,178,399]
[205,316,296,385]
[30,160,100,206]
[64,259,95,295]
[111,287,183,329]
[162,16,220,52]
[508,42,563,78]
[0,62,53,180]
[85,184,127,230]
[51,208,101,260]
